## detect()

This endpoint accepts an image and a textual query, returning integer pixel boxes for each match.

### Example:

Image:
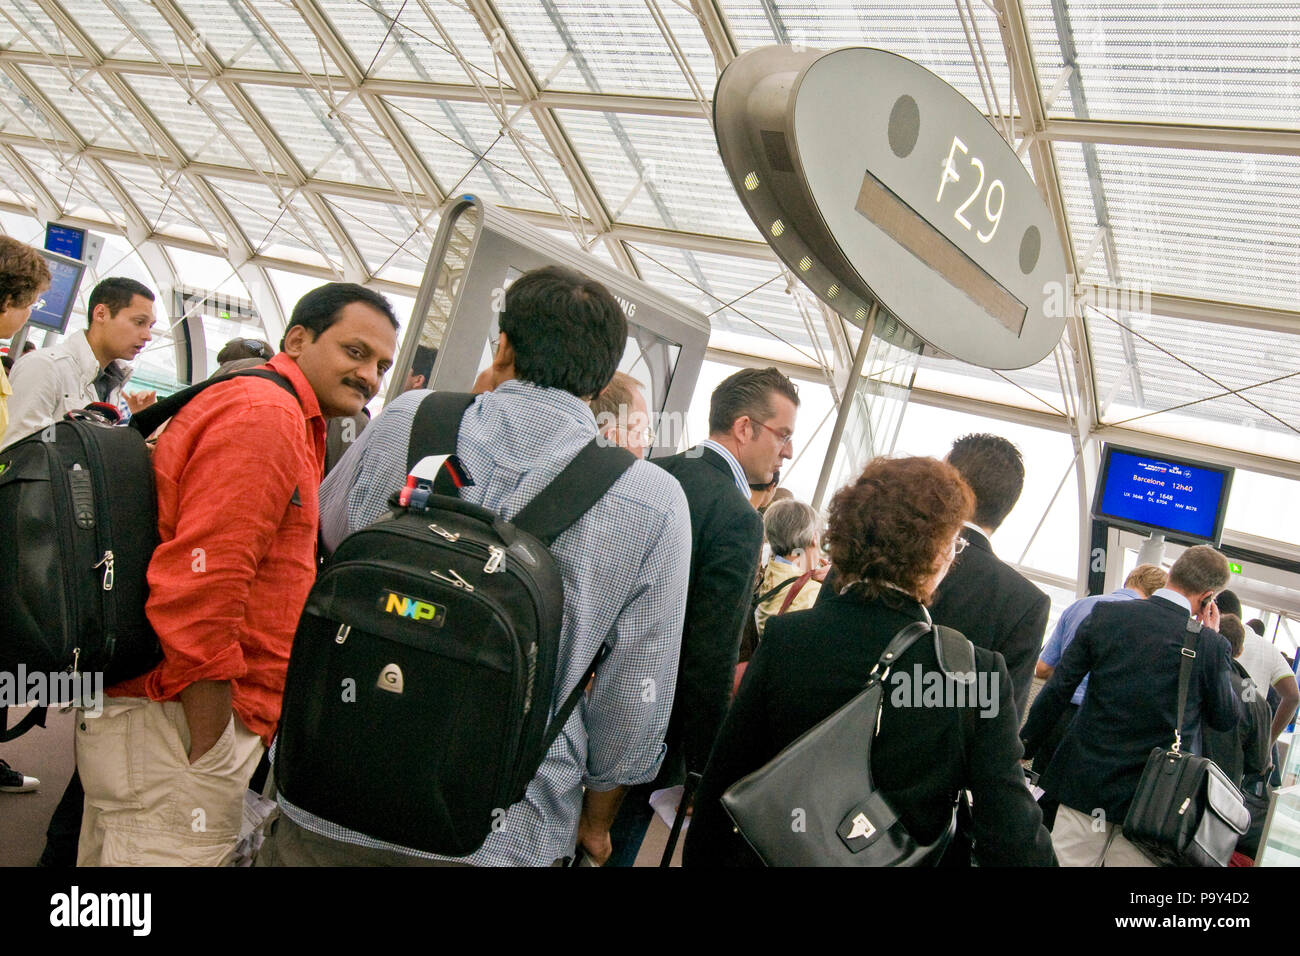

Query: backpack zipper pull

[484,546,505,574]
[335,624,351,645]
[431,568,475,592]
[61,647,82,713]
[92,550,114,590]
[427,522,460,542]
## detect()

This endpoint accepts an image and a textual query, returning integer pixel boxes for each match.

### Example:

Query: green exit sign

[1229,562,1243,574]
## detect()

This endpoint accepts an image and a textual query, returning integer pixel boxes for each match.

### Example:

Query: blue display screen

[1098,450,1227,541]
[28,254,86,334]
[44,223,85,261]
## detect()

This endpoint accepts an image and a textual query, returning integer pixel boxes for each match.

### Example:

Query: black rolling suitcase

[275,392,634,857]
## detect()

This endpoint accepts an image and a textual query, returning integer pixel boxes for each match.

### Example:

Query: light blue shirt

[698,438,750,498]
[291,381,692,865]
[1153,587,1192,613]
[1040,587,1142,706]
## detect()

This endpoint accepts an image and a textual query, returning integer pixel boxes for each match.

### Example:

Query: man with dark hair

[1022,545,1245,866]
[405,343,437,392]
[75,282,397,866]
[272,264,690,866]
[2,275,158,447]
[929,433,1049,721]
[607,365,798,866]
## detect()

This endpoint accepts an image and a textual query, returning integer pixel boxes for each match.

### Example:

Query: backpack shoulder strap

[510,439,636,546]
[406,391,476,479]
[129,367,297,437]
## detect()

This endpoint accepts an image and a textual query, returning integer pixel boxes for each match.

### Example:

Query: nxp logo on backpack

[378,590,446,626]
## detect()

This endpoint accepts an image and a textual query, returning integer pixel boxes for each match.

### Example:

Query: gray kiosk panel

[388,197,712,457]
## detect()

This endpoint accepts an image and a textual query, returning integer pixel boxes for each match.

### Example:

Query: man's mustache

[343,378,373,400]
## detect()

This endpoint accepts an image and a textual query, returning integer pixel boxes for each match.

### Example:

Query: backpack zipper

[77,427,119,664]
[45,439,82,670]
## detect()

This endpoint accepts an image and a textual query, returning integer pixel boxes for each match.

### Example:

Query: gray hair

[764,499,820,558]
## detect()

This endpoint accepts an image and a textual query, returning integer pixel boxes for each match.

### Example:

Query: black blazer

[1021,595,1245,821]
[653,447,764,782]
[684,588,1056,867]
[1204,659,1273,786]
[928,527,1049,720]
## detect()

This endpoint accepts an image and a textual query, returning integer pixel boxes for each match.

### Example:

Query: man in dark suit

[1022,545,1245,866]
[606,366,798,866]
[929,434,1049,721]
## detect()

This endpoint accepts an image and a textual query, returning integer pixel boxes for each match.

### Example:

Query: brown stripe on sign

[855,170,1026,337]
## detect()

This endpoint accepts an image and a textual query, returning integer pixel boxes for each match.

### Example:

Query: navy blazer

[928,527,1049,721]
[652,446,764,782]
[1021,594,1245,821]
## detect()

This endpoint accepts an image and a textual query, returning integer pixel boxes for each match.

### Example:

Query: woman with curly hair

[0,235,49,795]
[0,236,49,440]
[684,456,1055,866]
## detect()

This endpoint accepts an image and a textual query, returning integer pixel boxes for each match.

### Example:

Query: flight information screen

[1095,447,1232,543]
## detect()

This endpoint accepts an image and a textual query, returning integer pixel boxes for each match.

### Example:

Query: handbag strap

[777,571,815,614]
[1173,615,1201,753]
[755,574,797,607]
[859,619,933,792]
[868,619,934,686]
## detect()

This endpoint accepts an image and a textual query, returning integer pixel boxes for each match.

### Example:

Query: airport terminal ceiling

[2,0,1300,619]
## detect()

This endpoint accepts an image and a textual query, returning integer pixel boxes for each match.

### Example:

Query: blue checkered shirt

[285,380,691,865]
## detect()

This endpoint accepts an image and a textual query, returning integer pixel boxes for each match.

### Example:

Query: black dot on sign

[1020,225,1041,275]
[888,95,920,158]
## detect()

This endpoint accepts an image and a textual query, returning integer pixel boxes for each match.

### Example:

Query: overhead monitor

[390,196,712,458]
[27,249,87,335]
[1091,443,1234,547]
[44,222,87,261]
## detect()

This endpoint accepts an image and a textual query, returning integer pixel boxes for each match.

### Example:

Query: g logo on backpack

[377,664,405,695]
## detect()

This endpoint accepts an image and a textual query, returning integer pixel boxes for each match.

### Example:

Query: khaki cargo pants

[76,698,263,867]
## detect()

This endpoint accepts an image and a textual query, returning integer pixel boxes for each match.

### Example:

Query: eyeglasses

[631,424,657,446]
[752,418,794,448]
[242,339,273,359]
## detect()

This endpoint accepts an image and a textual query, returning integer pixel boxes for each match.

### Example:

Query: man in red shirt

[75,283,398,866]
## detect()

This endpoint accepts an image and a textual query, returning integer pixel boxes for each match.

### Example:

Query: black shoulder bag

[720,617,970,866]
[1123,616,1251,866]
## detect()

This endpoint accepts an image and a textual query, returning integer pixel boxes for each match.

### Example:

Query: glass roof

[121,72,271,171]
[722,0,1012,115]
[497,0,717,97]
[2,0,1299,497]
[1025,0,1300,129]
[323,193,434,282]
[15,63,153,149]
[556,109,757,239]
[384,95,573,213]
[1055,139,1300,310]
[319,0,505,87]
[173,0,319,72]
[205,176,342,269]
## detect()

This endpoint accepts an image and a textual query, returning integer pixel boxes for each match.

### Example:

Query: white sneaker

[0,759,39,793]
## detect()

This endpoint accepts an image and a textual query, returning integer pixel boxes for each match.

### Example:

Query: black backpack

[274,392,634,857]
[0,368,295,740]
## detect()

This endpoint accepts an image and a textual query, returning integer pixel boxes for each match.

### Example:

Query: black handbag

[720,619,961,866]
[1122,616,1250,866]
